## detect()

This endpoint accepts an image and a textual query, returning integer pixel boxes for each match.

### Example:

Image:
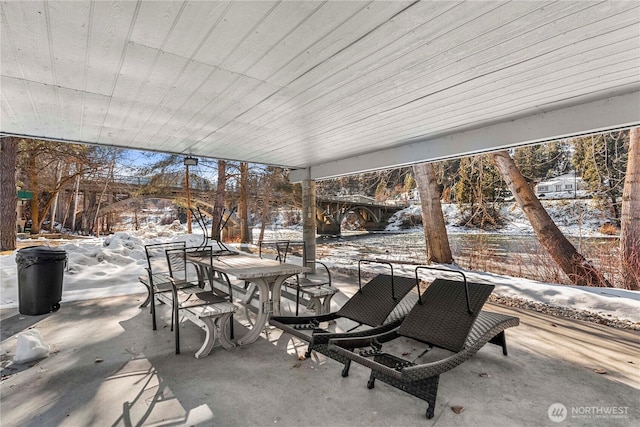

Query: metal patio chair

[165,246,234,354]
[275,241,335,316]
[141,241,196,330]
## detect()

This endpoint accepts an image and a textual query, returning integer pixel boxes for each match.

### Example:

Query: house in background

[535,173,586,199]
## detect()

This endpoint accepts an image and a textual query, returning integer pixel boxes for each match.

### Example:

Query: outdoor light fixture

[184,156,198,166]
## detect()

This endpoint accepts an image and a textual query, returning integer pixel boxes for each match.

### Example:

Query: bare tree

[17,140,105,234]
[0,137,19,251]
[492,150,610,287]
[211,160,227,241]
[93,155,116,237]
[255,167,296,242]
[620,127,640,290]
[412,163,453,264]
[239,162,250,243]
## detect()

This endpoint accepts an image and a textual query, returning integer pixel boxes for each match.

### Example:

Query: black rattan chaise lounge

[328,272,519,419]
[269,260,419,372]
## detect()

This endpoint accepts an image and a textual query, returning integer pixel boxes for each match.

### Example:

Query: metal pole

[186,164,192,234]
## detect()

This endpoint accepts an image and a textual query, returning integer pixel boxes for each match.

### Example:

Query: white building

[535,173,586,198]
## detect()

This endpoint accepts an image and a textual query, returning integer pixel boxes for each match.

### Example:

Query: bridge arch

[346,205,381,225]
[315,201,399,235]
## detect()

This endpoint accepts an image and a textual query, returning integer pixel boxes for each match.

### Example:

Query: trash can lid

[16,246,67,261]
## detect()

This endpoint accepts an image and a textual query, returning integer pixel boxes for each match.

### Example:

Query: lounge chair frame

[270,260,420,373]
[329,268,519,419]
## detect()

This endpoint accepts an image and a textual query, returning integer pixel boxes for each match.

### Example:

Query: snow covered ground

[387,200,615,237]
[1,219,638,328]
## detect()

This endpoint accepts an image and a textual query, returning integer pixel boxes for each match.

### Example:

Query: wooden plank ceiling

[2,1,639,180]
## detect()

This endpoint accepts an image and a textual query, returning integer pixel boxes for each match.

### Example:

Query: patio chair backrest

[165,246,213,282]
[145,242,186,275]
[397,279,494,353]
[336,274,418,327]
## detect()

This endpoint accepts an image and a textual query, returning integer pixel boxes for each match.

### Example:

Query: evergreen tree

[512,141,571,183]
[454,155,505,229]
[403,172,415,196]
[434,159,460,202]
[572,130,629,222]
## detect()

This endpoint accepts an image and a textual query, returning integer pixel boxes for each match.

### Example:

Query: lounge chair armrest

[269,312,339,325]
[329,328,400,350]
[311,319,403,345]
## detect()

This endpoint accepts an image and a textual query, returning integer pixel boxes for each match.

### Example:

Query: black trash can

[16,246,67,315]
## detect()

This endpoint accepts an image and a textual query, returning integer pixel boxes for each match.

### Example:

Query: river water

[314,231,620,285]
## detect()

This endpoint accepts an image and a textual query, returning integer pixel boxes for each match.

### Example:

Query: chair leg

[175,321,180,355]
[174,306,180,355]
[295,276,301,316]
[221,272,234,339]
[151,289,158,331]
[367,373,375,389]
[170,304,174,332]
[424,379,438,419]
[426,404,435,419]
[305,344,313,359]
[341,360,351,377]
[489,331,508,355]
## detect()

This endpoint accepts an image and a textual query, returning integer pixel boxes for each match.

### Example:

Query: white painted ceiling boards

[1,1,639,180]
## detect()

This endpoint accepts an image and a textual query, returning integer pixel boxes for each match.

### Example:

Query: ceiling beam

[289,90,640,182]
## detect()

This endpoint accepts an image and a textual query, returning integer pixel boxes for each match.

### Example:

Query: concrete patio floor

[1,272,638,427]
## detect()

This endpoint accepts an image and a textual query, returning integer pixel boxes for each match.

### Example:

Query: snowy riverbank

[1,221,638,331]
[386,200,616,237]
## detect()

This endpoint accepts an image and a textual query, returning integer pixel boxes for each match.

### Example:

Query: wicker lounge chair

[269,260,420,373]
[329,274,519,419]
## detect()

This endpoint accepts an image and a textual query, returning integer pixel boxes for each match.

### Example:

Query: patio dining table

[187,252,309,345]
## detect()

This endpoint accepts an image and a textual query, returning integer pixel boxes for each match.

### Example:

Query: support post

[302,178,317,273]
[186,163,192,234]
[184,156,198,235]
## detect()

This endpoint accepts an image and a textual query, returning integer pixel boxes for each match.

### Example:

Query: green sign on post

[17,190,33,200]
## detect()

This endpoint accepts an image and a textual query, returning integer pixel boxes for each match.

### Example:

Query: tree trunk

[211,160,226,241]
[71,173,80,231]
[239,162,250,243]
[620,127,640,290]
[0,137,18,251]
[258,204,268,243]
[27,154,40,234]
[61,187,74,230]
[94,160,114,237]
[50,162,63,231]
[492,150,610,287]
[412,163,453,264]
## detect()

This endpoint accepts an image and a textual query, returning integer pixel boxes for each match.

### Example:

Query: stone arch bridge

[55,174,219,231]
[56,175,406,234]
[316,195,407,235]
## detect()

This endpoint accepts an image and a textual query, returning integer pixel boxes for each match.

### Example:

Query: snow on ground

[387,200,613,237]
[1,218,638,326]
